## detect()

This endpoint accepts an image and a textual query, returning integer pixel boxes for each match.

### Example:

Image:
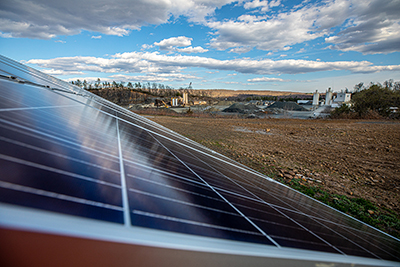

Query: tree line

[70,78,212,98]
[331,79,400,119]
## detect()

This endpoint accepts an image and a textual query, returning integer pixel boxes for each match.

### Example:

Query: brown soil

[150,116,400,216]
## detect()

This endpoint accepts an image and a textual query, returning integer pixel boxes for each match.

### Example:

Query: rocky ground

[149,116,400,237]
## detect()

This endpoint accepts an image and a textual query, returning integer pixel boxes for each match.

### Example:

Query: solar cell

[0,55,399,266]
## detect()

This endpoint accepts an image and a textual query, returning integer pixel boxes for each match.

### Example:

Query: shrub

[352,84,399,117]
[330,104,354,118]
[330,81,400,119]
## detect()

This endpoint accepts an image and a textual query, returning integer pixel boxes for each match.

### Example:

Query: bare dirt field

[149,116,400,237]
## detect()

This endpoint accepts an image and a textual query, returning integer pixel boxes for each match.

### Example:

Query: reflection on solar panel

[0,54,399,266]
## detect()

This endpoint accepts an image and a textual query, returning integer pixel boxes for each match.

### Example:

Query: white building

[333,91,352,103]
[311,88,352,107]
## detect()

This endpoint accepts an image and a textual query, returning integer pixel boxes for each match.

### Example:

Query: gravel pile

[267,101,307,111]
[223,103,260,114]
[203,106,221,113]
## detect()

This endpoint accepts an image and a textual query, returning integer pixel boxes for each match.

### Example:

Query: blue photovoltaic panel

[0,55,399,265]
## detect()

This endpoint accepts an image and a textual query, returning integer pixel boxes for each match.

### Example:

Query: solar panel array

[0,55,399,264]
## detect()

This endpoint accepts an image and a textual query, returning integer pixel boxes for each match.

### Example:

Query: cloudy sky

[1,0,399,92]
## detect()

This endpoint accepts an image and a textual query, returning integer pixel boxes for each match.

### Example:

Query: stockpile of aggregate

[223,103,260,114]
[204,106,221,113]
[266,101,307,111]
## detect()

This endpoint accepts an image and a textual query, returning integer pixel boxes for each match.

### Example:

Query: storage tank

[312,90,319,106]
[183,92,188,105]
[325,88,333,106]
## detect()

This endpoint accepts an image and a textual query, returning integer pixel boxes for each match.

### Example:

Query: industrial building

[312,88,352,108]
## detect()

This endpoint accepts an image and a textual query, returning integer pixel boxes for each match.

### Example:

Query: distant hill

[203,89,308,98]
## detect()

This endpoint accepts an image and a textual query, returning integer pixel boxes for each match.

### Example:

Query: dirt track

[150,116,399,218]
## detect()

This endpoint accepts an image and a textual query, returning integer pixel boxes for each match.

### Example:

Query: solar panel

[0,54,399,266]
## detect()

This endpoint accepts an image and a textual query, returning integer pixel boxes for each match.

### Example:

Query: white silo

[325,88,333,106]
[312,90,319,106]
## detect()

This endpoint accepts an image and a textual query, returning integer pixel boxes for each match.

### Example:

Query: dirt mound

[223,103,260,114]
[267,101,308,111]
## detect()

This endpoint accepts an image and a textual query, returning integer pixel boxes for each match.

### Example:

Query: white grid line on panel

[128,188,240,217]
[125,165,206,188]
[0,181,123,211]
[0,118,120,166]
[1,105,120,154]
[218,160,392,254]
[149,133,281,248]
[122,141,347,239]
[132,210,264,236]
[126,168,320,232]
[176,144,389,258]
[0,104,82,112]
[206,154,385,259]
[0,153,120,189]
[183,148,332,250]
[75,88,275,188]
[116,119,132,227]
[0,89,122,155]
[127,174,223,203]
[208,154,341,217]
[0,135,120,176]
[200,153,350,254]
[115,112,397,252]
[16,86,278,188]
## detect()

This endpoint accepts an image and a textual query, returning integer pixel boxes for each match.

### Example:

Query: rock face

[223,103,260,114]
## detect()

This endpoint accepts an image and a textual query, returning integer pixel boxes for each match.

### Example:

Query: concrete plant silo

[325,88,333,106]
[312,90,319,106]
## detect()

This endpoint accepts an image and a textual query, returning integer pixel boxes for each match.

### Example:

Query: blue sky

[1,0,399,93]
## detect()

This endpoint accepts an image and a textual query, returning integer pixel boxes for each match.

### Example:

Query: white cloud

[176,46,208,53]
[325,0,400,54]
[208,0,400,55]
[207,4,327,52]
[42,69,83,75]
[247,77,286,82]
[1,0,398,57]
[229,46,252,54]
[295,48,306,54]
[0,0,235,39]
[0,32,12,38]
[153,36,208,53]
[224,81,239,84]
[141,44,154,50]
[55,40,66,44]
[207,0,352,52]
[26,52,400,79]
[154,36,193,50]
[109,73,199,83]
[243,0,281,12]
[91,35,102,39]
